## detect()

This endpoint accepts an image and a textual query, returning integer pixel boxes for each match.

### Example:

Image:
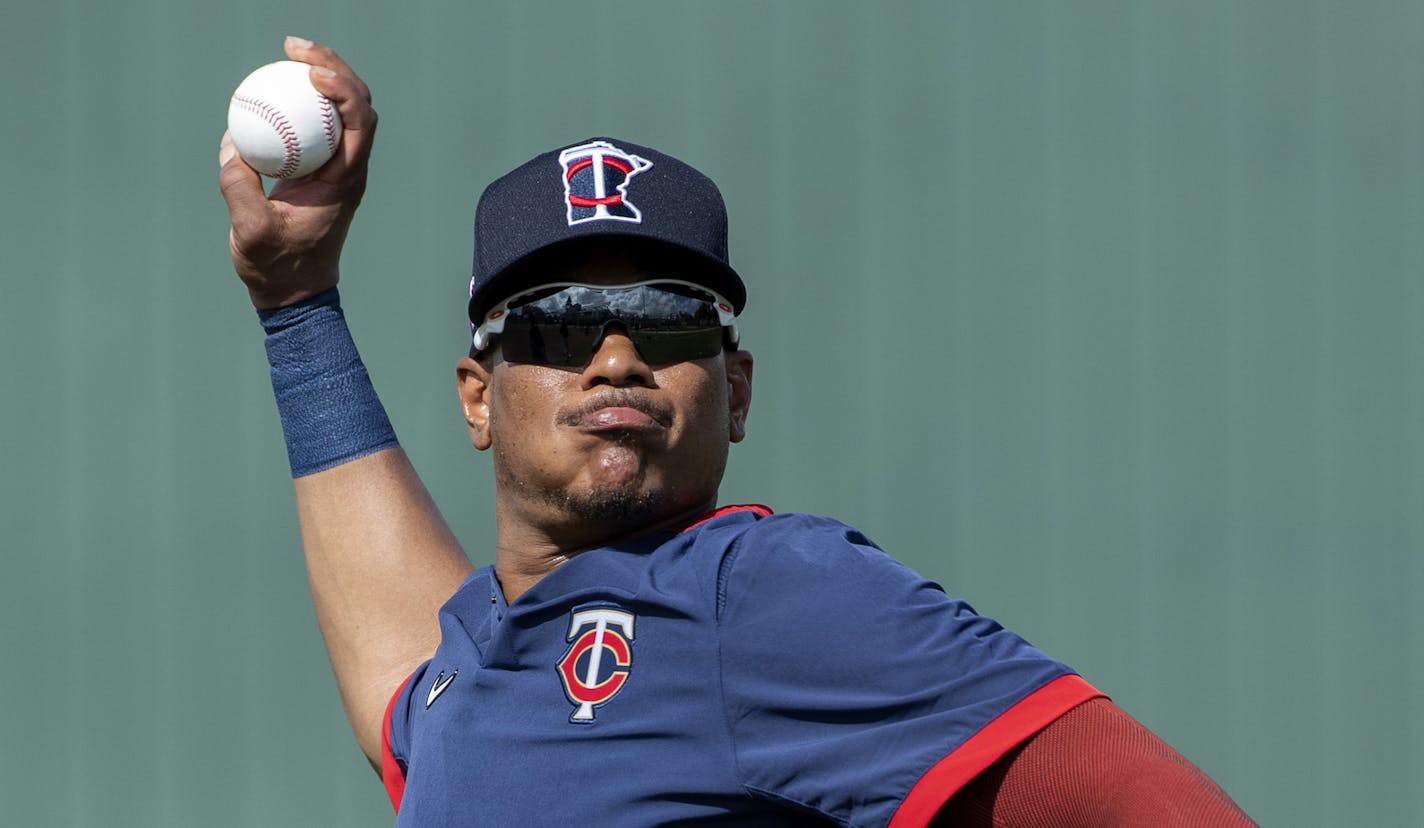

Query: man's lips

[576,406,661,431]
[558,392,673,432]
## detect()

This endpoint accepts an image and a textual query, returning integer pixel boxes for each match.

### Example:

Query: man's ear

[725,349,753,443]
[456,355,494,451]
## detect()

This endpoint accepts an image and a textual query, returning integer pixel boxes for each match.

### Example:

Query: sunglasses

[472,280,740,367]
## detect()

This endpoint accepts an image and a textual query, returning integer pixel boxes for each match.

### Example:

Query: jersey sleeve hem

[381,673,414,813]
[887,674,1106,828]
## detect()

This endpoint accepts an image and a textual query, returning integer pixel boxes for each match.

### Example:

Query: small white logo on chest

[426,669,458,708]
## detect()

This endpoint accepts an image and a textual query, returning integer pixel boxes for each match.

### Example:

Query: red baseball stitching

[232,93,302,178]
[318,95,339,157]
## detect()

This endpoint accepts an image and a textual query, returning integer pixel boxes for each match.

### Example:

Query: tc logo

[556,606,635,722]
[558,140,653,226]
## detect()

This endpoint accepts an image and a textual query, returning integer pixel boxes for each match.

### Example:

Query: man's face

[457,245,753,541]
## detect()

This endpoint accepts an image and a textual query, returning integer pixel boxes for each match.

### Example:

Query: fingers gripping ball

[227,61,342,179]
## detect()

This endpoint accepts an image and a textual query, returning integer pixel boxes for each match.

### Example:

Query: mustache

[557,389,674,428]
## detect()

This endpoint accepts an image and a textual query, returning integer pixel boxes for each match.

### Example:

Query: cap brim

[468,233,745,324]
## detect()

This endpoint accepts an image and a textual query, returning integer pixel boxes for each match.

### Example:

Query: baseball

[227,61,342,179]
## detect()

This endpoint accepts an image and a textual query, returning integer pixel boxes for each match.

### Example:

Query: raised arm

[218,37,473,769]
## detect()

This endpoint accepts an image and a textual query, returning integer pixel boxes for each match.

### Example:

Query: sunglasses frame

[471,280,740,364]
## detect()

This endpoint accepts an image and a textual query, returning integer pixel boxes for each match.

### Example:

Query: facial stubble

[493,430,675,527]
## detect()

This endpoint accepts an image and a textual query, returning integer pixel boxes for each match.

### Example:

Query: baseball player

[219,38,1253,826]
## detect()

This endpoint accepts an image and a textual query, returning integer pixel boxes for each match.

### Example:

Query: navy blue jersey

[382,506,1102,826]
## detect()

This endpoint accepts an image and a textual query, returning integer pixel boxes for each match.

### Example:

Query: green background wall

[2,1,1420,824]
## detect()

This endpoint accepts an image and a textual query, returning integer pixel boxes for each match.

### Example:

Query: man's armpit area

[933,698,1256,827]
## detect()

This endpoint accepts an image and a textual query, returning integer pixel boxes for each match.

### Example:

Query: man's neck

[491,497,717,603]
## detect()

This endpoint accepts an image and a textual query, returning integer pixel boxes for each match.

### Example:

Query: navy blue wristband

[258,287,399,477]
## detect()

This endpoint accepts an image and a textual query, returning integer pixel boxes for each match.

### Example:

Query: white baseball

[227,61,342,179]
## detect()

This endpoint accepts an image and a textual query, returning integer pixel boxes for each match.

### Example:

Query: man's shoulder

[687,505,878,549]
[690,507,885,562]
[687,507,926,605]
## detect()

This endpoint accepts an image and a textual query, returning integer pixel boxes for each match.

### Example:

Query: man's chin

[558,486,669,527]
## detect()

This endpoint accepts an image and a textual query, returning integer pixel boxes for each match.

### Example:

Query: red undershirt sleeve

[931,697,1256,827]
[381,674,414,812]
[889,675,1105,827]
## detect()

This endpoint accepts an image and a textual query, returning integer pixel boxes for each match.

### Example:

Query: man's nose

[581,325,654,388]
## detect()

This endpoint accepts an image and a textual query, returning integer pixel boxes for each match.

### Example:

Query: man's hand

[219,36,377,309]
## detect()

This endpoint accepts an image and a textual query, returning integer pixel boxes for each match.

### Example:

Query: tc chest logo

[558,141,653,226]
[556,606,636,722]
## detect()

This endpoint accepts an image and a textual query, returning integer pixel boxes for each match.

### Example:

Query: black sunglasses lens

[502,322,724,366]
[496,284,730,367]
[630,328,726,364]
[501,320,603,366]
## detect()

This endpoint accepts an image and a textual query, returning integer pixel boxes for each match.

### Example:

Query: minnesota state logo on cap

[559,141,653,226]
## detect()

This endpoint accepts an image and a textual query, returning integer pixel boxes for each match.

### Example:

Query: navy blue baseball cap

[468,137,746,324]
